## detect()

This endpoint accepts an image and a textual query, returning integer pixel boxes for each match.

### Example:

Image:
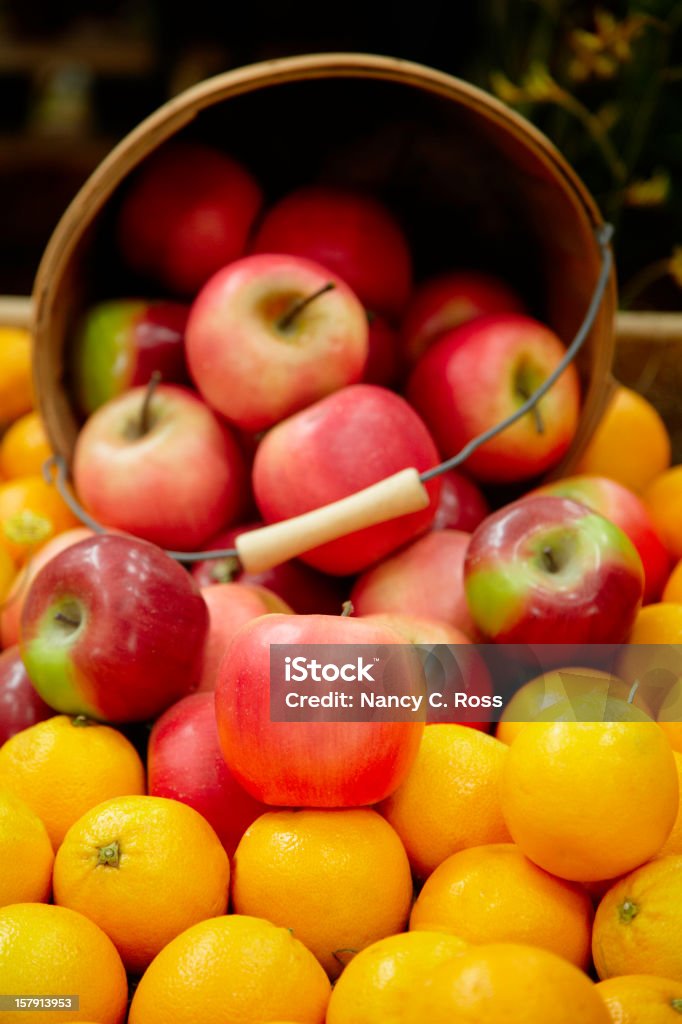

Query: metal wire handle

[43,221,614,564]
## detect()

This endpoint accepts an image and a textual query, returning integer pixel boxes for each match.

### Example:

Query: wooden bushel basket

[21,54,620,568]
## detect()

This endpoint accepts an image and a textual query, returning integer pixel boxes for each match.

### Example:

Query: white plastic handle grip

[0,296,33,329]
[235,467,430,573]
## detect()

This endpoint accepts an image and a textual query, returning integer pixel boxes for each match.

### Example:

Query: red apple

[531,475,670,604]
[0,646,53,744]
[72,383,247,550]
[432,470,489,533]
[252,384,442,575]
[464,496,645,645]
[359,611,490,730]
[20,534,209,722]
[401,270,525,365]
[215,613,424,806]
[350,530,476,638]
[185,253,368,431]
[406,313,581,482]
[198,582,293,692]
[148,692,266,856]
[117,141,263,296]
[191,522,346,614]
[70,299,189,416]
[1,528,93,650]
[363,312,401,388]
[250,186,412,318]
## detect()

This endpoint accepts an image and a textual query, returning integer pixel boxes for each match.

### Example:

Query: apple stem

[542,547,559,573]
[140,370,162,436]
[341,600,354,617]
[516,383,545,434]
[278,282,335,330]
[55,610,80,628]
[627,680,640,705]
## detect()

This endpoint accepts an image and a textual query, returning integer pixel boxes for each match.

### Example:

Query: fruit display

[4,77,682,1024]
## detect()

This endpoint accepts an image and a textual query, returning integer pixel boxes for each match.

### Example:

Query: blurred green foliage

[468,0,682,308]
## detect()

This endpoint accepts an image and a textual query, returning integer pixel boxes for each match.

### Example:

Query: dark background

[1,0,680,303]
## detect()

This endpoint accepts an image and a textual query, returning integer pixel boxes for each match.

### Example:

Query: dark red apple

[351,529,477,638]
[464,496,645,645]
[363,312,401,388]
[117,141,263,296]
[148,692,266,856]
[191,522,346,615]
[215,613,424,806]
[252,384,442,575]
[0,646,53,744]
[401,270,525,365]
[250,186,412,317]
[432,470,489,533]
[20,534,209,722]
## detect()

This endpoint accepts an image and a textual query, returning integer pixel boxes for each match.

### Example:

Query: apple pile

[1,136,670,813]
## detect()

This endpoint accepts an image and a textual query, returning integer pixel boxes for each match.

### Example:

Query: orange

[663,559,682,603]
[645,468,682,562]
[659,753,682,857]
[0,543,16,604]
[593,855,682,980]
[0,714,145,849]
[0,902,127,1023]
[326,931,468,1024]
[596,974,682,1022]
[575,385,671,493]
[0,788,53,906]
[500,722,678,881]
[0,411,52,480]
[0,526,92,649]
[0,326,33,426]
[629,603,682,643]
[410,843,594,969]
[0,474,79,563]
[231,808,412,978]
[53,794,230,974]
[403,942,610,1023]
[128,914,330,1024]
[379,724,511,878]
[660,723,682,754]
[496,667,652,745]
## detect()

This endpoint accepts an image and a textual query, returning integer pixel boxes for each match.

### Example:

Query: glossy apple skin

[252,384,442,575]
[250,186,412,318]
[532,475,670,604]
[185,253,368,432]
[351,530,476,638]
[73,384,247,551]
[20,534,209,722]
[0,646,53,744]
[1,528,93,650]
[197,582,293,692]
[71,299,189,416]
[117,141,263,296]
[406,314,581,482]
[148,692,266,856]
[215,614,424,806]
[191,522,345,614]
[401,270,526,365]
[464,496,645,645]
[363,313,401,388]
[432,470,489,533]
